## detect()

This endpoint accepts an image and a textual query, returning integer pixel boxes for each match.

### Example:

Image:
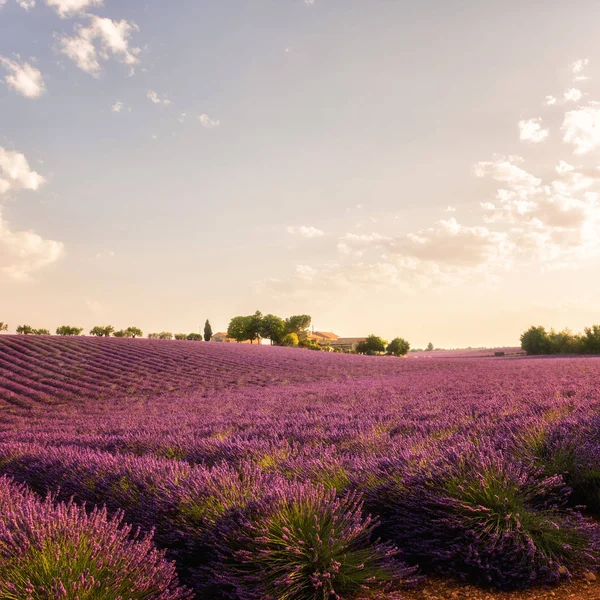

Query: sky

[1,0,600,348]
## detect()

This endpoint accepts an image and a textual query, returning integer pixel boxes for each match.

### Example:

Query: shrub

[175,333,187,341]
[375,444,599,589]
[0,477,191,600]
[520,326,551,355]
[214,483,417,600]
[356,335,387,355]
[55,325,83,336]
[282,333,299,347]
[387,337,410,357]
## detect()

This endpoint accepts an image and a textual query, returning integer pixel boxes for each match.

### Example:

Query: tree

[174,333,187,341]
[56,326,83,336]
[581,325,600,354]
[204,319,213,342]
[282,333,299,347]
[260,314,285,345]
[426,342,434,352]
[187,333,202,341]
[387,337,411,357]
[34,329,50,335]
[247,310,263,344]
[126,327,143,339]
[356,335,387,355]
[16,325,35,335]
[90,325,114,337]
[158,332,173,340]
[0,323,7,332]
[227,316,251,343]
[113,330,128,338]
[548,329,581,354]
[284,315,312,338]
[520,326,551,355]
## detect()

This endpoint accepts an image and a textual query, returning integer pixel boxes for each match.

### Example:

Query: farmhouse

[211,332,234,343]
[307,331,340,346]
[329,337,367,351]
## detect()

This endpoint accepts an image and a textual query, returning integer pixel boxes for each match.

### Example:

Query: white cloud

[545,95,557,106]
[111,100,123,112]
[198,114,220,128]
[147,90,171,105]
[0,56,46,99]
[0,210,64,281]
[572,58,589,81]
[564,88,583,102]
[287,225,325,238]
[445,205,457,212]
[16,0,35,10]
[0,146,45,195]
[178,112,187,123]
[563,102,600,154]
[518,118,549,143]
[45,0,103,17]
[56,16,140,76]
[474,155,541,191]
[0,0,7,8]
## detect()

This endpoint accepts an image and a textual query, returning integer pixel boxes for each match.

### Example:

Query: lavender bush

[0,476,191,600]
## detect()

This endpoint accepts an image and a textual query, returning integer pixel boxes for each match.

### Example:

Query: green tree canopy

[34,329,50,335]
[16,325,35,335]
[90,325,114,337]
[387,337,411,357]
[281,332,299,347]
[56,326,83,336]
[247,310,263,343]
[284,315,312,337]
[125,327,143,338]
[174,333,187,340]
[0,323,7,332]
[227,316,252,343]
[520,326,551,355]
[426,342,434,352]
[356,335,387,355]
[204,319,213,342]
[582,325,600,354]
[260,314,285,345]
[187,333,203,341]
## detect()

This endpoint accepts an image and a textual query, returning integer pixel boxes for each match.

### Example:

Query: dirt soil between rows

[401,574,600,600]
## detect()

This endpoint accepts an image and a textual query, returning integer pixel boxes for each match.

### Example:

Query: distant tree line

[521,325,600,355]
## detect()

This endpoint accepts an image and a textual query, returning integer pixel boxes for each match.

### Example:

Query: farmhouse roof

[313,331,339,340]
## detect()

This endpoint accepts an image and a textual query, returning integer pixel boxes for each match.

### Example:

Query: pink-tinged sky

[1,0,600,348]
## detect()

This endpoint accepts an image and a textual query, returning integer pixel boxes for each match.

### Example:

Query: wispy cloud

[287,225,325,238]
[0,56,46,98]
[564,88,583,102]
[198,114,220,128]
[16,0,35,10]
[572,58,589,81]
[147,90,171,105]
[563,102,600,154]
[0,145,46,194]
[518,118,549,143]
[111,100,124,112]
[45,0,103,18]
[56,16,141,76]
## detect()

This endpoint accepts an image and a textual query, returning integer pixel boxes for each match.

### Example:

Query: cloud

[111,100,123,112]
[287,225,325,238]
[445,206,456,212]
[0,146,45,195]
[16,0,35,9]
[545,95,557,106]
[572,58,589,81]
[198,114,220,128]
[474,155,541,191]
[0,210,64,281]
[518,118,549,143]
[56,16,141,76]
[45,0,103,17]
[563,102,600,154]
[564,88,583,102]
[0,0,6,8]
[0,56,46,98]
[147,90,171,105]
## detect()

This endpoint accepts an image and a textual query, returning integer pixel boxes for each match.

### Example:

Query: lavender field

[2,336,600,599]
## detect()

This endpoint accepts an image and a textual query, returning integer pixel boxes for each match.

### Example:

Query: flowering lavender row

[2,337,600,596]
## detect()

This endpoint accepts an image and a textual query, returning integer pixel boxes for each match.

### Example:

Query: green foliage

[260,314,285,345]
[90,325,114,337]
[356,334,387,355]
[113,330,127,338]
[148,332,174,340]
[34,329,50,336]
[186,333,203,341]
[0,322,7,332]
[298,337,322,351]
[521,324,600,355]
[55,326,83,336]
[16,325,35,335]
[284,315,312,336]
[126,327,143,339]
[174,333,187,341]
[246,310,263,343]
[281,333,299,347]
[203,319,213,342]
[426,342,434,352]
[520,326,552,355]
[387,337,410,357]
[227,316,252,343]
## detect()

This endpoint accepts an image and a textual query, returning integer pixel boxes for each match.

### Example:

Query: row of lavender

[2,348,600,597]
